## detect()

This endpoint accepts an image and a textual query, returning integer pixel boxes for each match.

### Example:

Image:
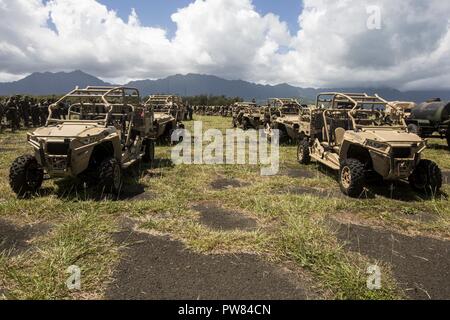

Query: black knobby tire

[409,159,442,194]
[98,158,122,194]
[339,159,366,198]
[9,154,44,197]
[242,118,250,131]
[143,139,155,163]
[279,128,288,144]
[297,139,311,165]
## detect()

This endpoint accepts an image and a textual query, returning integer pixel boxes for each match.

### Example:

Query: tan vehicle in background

[231,101,267,130]
[268,98,307,143]
[388,101,416,118]
[145,95,185,143]
[9,86,156,197]
[297,93,442,198]
[146,95,187,122]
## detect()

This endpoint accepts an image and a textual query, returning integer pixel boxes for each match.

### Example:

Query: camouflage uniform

[30,98,40,127]
[187,103,193,121]
[20,96,31,128]
[0,99,5,133]
[39,100,49,126]
[5,97,19,132]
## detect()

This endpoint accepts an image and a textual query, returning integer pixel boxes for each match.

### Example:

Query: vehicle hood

[279,115,299,123]
[347,129,423,144]
[32,123,108,138]
[155,113,173,121]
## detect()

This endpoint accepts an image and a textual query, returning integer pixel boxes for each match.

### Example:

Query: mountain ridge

[0,70,449,103]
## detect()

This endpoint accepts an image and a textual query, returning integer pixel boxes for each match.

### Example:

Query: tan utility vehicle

[268,98,307,143]
[231,102,267,130]
[146,95,187,122]
[388,101,416,119]
[297,93,442,197]
[145,95,185,143]
[9,86,156,197]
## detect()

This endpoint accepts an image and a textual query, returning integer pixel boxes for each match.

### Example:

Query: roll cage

[47,86,142,128]
[268,98,305,117]
[145,95,183,113]
[317,92,406,130]
[233,102,260,114]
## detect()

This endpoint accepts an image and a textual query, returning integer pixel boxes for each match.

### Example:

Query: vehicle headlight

[79,137,96,145]
[366,139,389,151]
[412,141,426,150]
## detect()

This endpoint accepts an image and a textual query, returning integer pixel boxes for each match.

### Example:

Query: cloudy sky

[0,0,449,90]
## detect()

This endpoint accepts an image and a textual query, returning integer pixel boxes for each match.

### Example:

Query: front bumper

[370,151,417,180]
[28,137,74,177]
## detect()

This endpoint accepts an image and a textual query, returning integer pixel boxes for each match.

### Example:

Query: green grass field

[0,116,449,300]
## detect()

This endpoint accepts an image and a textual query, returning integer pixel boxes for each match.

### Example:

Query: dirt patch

[211,177,249,190]
[106,232,312,300]
[192,202,257,231]
[0,219,51,255]
[400,211,440,223]
[332,220,450,300]
[277,186,344,199]
[118,184,154,202]
[279,168,322,179]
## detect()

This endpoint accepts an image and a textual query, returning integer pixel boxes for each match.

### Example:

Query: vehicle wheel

[143,139,155,163]
[339,159,366,198]
[409,159,442,194]
[242,119,250,130]
[408,124,420,135]
[279,127,288,144]
[297,139,311,165]
[99,158,122,194]
[9,155,44,197]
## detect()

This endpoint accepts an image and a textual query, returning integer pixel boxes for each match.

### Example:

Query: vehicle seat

[335,128,345,146]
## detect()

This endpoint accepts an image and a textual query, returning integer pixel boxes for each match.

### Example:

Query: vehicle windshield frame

[47,86,141,127]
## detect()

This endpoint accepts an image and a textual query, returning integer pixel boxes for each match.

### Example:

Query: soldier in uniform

[39,99,49,126]
[49,98,61,120]
[20,96,31,128]
[30,98,40,127]
[187,103,193,121]
[0,98,5,133]
[5,96,19,132]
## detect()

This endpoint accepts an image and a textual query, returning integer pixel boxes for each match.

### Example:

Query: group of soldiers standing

[0,97,243,134]
[0,96,63,133]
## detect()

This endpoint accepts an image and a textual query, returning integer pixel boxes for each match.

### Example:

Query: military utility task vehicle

[145,95,185,143]
[9,86,157,197]
[146,95,187,122]
[232,102,267,130]
[388,101,416,119]
[297,93,442,198]
[268,98,307,143]
[405,99,450,148]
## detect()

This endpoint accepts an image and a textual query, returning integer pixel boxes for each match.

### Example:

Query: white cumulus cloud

[0,0,449,90]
